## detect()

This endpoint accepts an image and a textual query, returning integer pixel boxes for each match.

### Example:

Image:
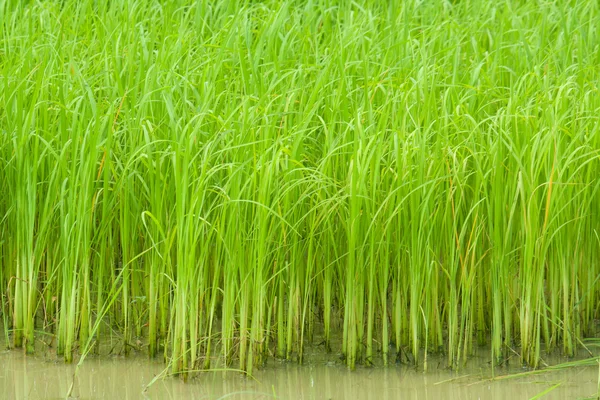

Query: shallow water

[1,349,599,400]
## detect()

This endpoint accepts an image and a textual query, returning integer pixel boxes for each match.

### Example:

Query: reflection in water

[0,349,598,399]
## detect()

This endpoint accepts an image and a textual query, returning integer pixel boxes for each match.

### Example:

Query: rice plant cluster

[1,0,600,375]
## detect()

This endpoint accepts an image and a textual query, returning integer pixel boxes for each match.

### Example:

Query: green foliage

[1,0,599,374]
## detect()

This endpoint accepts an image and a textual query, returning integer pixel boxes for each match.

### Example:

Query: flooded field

[2,348,598,400]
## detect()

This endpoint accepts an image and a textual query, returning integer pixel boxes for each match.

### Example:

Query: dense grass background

[1,0,600,375]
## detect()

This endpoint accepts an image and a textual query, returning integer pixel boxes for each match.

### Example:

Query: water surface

[1,349,598,399]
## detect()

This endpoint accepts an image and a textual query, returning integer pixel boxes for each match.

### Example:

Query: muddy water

[1,349,598,400]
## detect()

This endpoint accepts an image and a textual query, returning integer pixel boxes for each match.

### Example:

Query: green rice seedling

[1,0,600,377]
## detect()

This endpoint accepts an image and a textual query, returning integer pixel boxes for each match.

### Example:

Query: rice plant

[1,0,600,376]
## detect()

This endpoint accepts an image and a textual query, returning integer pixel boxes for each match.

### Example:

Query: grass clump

[1,0,600,375]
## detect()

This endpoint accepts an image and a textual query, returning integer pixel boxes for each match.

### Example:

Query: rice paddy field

[1,0,600,391]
